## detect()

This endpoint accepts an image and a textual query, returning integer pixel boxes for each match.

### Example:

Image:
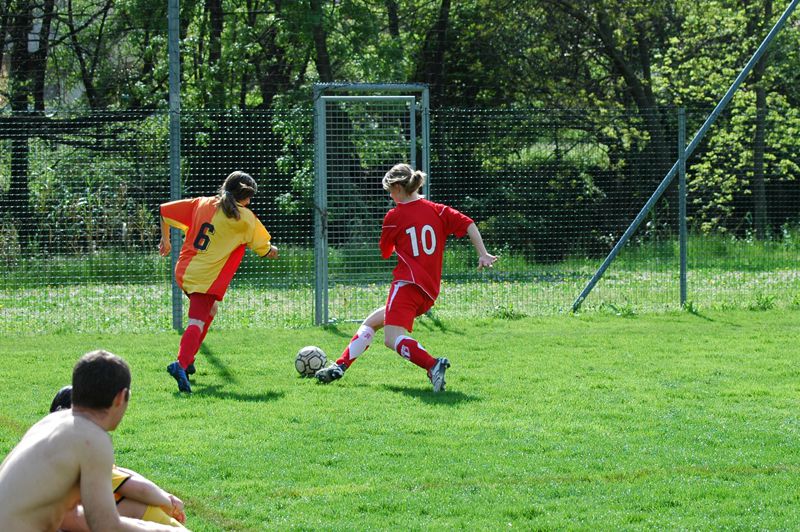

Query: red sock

[395,336,436,370]
[177,325,202,369]
[198,313,215,345]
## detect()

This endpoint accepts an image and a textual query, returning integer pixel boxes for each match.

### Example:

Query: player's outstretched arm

[466,223,497,270]
[115,468,184,522]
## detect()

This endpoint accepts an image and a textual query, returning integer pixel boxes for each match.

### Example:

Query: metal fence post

[678,108,687,307]
[313,89,329,326]
[421,87,430,198]
[168,0,182,331]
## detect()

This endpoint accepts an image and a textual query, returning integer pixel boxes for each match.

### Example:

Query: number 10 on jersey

[405,225,436,257]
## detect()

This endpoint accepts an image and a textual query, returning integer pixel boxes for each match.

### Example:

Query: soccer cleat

[315,363,345,384]
[167,361,192,393]
[186,363,196,376]
[428,357,450,393]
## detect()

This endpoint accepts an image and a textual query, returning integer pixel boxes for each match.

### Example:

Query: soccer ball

[295,346,327,377]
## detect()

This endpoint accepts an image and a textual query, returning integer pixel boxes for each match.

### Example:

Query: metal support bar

[167,0,182,331]
[571,0,799,312]
[421,88,431,198]
[313,95,329,326]
[678,108,687,307]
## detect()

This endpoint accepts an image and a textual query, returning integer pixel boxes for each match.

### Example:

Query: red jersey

[379,198,473,301]
[160,197,272,300]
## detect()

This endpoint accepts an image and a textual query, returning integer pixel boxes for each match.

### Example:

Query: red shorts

[384,282,434,332]
[186,292,217,321]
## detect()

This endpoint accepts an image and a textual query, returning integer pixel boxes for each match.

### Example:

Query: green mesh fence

[1,106,798,334]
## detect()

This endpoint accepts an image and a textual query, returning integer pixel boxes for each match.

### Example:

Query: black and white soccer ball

[295,345,327,377]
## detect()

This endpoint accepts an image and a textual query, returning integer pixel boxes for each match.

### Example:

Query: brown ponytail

[218,171,257,220]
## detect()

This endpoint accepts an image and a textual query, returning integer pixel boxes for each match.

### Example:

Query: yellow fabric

[111,466,132,502]
[161,196,271,298]
[142,505,186,528]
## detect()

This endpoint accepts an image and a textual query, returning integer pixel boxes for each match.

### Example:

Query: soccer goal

[313,83,430,325]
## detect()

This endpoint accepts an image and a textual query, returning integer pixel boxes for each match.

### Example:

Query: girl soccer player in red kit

[159,171,278,393]
[315,163,497,392]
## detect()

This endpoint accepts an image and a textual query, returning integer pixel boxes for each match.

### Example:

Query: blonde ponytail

[382,163,426,194]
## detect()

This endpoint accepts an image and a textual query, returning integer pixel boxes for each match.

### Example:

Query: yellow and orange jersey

[160,196,272,300]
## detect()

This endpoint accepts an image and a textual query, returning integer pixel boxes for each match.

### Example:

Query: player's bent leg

[362,306,386,330]
[335,323,376,368]
[177,319,204,369]
[393,333,436,371]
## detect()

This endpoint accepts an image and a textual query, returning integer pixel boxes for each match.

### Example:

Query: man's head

[71,350,131,412]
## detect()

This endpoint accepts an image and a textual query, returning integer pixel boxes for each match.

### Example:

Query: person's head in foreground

[70,349,132,429]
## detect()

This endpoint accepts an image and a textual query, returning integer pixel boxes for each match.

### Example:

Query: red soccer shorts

[187,292,217,321]
[384,282,434,332]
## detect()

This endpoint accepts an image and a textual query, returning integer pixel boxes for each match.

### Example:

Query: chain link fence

[1,106,798,334]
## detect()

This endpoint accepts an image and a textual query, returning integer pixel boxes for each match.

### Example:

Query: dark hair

[71,350,131,409]
[49,385,73,413]
[382,163,425,194]
[218,171,257,220]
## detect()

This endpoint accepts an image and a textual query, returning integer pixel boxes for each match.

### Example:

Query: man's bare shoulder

[26,411,110,445]
[0,411,111,531]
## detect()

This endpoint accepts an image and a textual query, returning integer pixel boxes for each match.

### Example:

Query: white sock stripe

[394,335,411,351]
[187,318,205,329]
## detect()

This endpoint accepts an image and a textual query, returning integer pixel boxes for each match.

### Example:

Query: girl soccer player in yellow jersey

[159,171,278,393]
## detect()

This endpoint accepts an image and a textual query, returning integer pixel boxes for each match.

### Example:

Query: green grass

[3,265,799,334]
[1,311,799,529]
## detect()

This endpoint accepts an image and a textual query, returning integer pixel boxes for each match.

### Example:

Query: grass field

[1,310,799,529]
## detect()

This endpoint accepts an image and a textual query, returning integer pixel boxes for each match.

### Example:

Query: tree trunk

[67,0,99,108]
[206,0,225,106]
[309,0,333,82]
[386,0,399,38]
[6,0,33,249]
[413,0,451,103]
[31,0,55,111]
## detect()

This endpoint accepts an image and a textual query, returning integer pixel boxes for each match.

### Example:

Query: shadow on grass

[684,307,743,327]
[189,383,284,403]
[322,324,353,339]
[197,344,236,383]
[418,310,449,332]
[417,311,471,337]
[683,306,715,322]
[383,384,479,405]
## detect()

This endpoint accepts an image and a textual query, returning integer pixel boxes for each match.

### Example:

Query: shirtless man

[0,350,183,531]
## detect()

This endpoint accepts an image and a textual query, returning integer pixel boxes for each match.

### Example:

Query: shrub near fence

[1,107,799,334]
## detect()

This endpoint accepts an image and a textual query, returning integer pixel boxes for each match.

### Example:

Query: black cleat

[315,363,346,384]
